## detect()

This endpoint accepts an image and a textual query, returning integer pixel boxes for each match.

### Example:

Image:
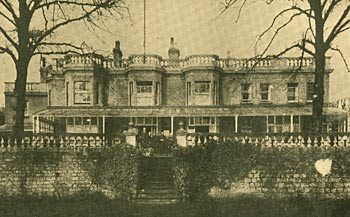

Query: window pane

[268,116,275,124]
[194,81,210,94]
[241,84,251,101]
[260,84,269,91]
[91,117,97,125]
[75,117,82,125]
[203,117,210,125]
[276,116,283,124]
[67,117,74,125]
[293,115,300,124]
[145,117,153,124]
[136,81,153,93]
[261,93,269,101]
[283,116,290,124]
[83,117,90,125]
[287,83,298,102]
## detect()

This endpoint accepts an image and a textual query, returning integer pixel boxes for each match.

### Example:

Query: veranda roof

[34,105,347,118]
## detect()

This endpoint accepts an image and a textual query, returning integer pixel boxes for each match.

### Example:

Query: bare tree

[221,0,350,134]
[0,0,128,138]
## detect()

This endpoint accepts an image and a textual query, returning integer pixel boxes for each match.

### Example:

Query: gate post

[176,121,187,147]
[124,122,138,146]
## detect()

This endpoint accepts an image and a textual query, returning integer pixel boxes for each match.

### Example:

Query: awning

[34,105,347,118]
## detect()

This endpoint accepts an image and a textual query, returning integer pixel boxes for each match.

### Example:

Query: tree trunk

[12,0,31,140]
[312,53,326,134]
[12,59,29,140]
[311,1,326,134]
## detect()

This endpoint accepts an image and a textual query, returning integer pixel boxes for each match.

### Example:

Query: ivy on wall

[80,144,139,200]
[0,148,62,196]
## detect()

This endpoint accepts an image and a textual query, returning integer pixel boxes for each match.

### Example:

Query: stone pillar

[124,122,137,146]
[234,115,239,133]
[176,121,187,147]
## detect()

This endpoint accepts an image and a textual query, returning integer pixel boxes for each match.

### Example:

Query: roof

[34,105,347,117]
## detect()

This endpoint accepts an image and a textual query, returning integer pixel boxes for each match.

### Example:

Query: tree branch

[0,0,18,22]
[325,4,350,46]
[0,46,17,62]
[0,10,16,26]
[255,10,305,57]
[323,0,341,22]
[0,25,18,50]
[329,46,350,72]
[31,1,122,51]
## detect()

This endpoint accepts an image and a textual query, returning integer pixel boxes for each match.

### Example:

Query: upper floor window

[287,83,298,102]
[241,83,251,103]
[194,81,210,95]
[74,81,91,104]
[306,82,314,102]
[260,83,271,102]
[136,81,152,94]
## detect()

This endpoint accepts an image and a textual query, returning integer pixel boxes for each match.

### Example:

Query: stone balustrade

[183,133,350,148]
[128,54,163,67]
[2,133,350,152]
[43,54,328,73]
[4,82,47,93]
[0,134,126,151]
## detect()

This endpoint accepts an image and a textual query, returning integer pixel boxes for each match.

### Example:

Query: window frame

[136,81,153,95]
[287,83,298,103]
[73,81,91,105]
[260,83,271,102]
[194,81,211,95]
[241,83,252,103]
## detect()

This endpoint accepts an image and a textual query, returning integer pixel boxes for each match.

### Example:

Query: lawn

[1,195,350,217]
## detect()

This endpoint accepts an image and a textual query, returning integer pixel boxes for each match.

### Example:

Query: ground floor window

[132,117,159,135]
[66,117,99,133]
[188,116,217,133]
[267,115,300,133]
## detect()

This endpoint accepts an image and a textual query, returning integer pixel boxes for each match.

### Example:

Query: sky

[1,0,350,107]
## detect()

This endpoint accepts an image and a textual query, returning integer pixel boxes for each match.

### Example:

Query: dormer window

[194,81,210,95]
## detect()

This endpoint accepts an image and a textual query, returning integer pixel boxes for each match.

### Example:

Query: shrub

[81,143,139,200]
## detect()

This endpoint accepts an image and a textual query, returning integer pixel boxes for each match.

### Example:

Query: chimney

[168,37,180,60]
[113,40,123,66]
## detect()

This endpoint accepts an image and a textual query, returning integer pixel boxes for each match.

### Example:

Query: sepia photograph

[1,0,350,216]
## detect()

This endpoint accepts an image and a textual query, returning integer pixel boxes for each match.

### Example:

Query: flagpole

[143,0,146,64]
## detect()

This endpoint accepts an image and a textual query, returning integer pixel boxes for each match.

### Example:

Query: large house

[4,38,346,136]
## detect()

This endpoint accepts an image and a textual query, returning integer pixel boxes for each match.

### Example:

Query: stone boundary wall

[210,169,350,199]
[0,149,114,197]
[0,146,139,199]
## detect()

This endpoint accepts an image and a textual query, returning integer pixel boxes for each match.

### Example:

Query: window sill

[241,101,253,105]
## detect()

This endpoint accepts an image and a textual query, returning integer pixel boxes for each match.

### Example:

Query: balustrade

[4,82,47,92]
[184,133,350,148]
[1,133,350,152]
[0,134,125,151]
[42,54,326,72]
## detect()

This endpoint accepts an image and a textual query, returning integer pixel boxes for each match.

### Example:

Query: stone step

[140,188,175,194]
[134,197,179,204]
[137,193,178,199]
